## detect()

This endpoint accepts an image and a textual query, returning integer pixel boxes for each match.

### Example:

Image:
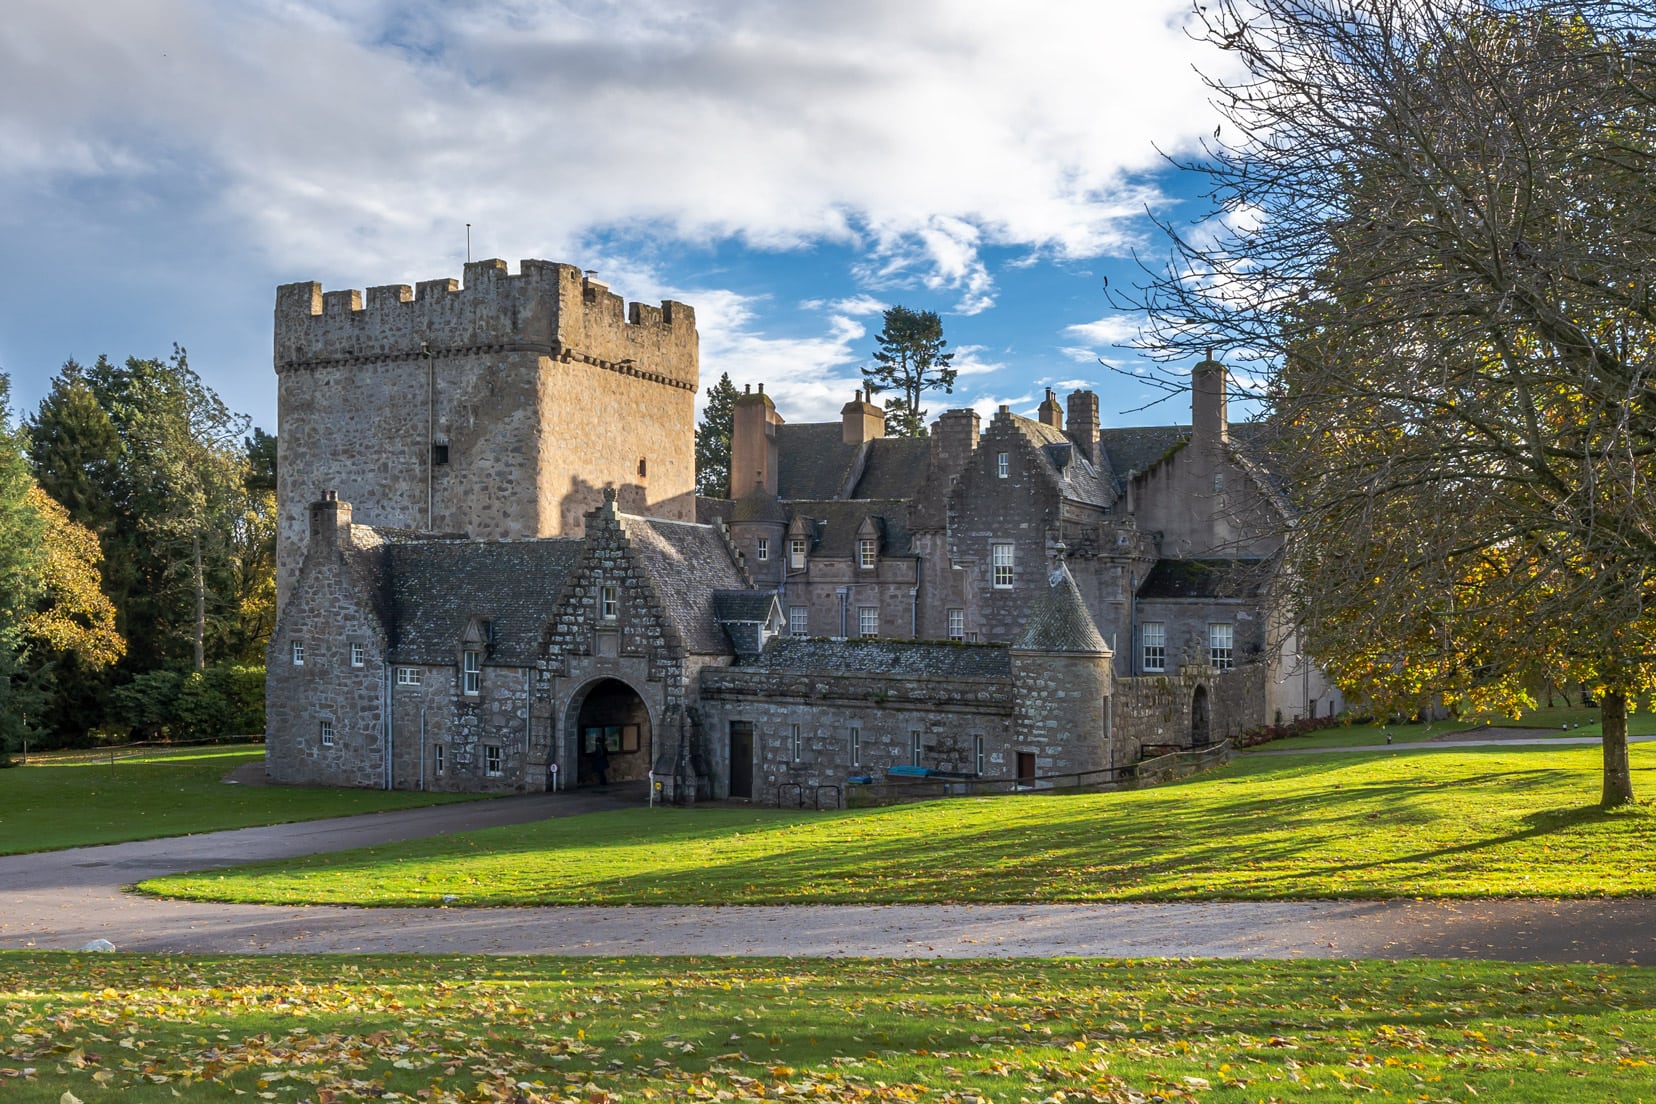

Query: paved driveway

[4,790,1655,964]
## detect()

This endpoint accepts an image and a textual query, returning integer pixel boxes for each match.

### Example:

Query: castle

[266,259,1340,800]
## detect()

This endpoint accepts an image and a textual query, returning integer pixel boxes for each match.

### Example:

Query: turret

[1010,556,1116,777]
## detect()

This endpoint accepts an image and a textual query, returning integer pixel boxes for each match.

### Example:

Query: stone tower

[1009,557,1116,775]
[272,259,698,608]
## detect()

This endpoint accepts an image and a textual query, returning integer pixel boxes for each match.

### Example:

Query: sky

[0,0,1243,437]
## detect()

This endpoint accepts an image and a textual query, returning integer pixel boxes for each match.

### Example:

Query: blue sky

[0,0,1243,435]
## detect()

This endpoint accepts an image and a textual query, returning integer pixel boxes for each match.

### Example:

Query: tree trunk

[1600,688,1634,808]
[192,532,206,673]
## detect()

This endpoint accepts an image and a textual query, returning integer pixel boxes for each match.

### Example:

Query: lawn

[143,743,1656,906]
[0,745,483,855]
[1262,704,1654,751]
[2,952,1652,1103]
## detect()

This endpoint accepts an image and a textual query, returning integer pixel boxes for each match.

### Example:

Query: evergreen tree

[862,307,956,437]
[694,372,741,497]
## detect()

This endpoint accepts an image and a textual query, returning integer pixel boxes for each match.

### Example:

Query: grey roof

[1007,414,1116,509]
[1014,564,1111,654]
[622,515,750,654]
[696,497,734,526]
[1098,425,1188,479]
[1137,557,1269,600]
[851,437,934,499]
[713,589,779,623]
[737,636,1013,679]
[731,487,787,523]
[776,423,858,499]
[387,538,584,665]
[784,499,914,558]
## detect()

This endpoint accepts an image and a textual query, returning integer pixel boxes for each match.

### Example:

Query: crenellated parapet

[274,258,698,391]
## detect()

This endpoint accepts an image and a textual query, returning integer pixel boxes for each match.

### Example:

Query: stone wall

[1112,663,1268,760]
[1009,649,1116,776]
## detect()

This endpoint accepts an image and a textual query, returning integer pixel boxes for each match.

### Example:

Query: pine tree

[862,307,956,437]
[694,372,741,497]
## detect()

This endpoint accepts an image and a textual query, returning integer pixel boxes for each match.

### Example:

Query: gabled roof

[776,423,859,500]
[387,537,584,665]
[1097,424,1188,480]
[850,437,934,499]
[713,589,781,657]
[1137,557,1270,600]
[737,637,1013,680]
[1004,414,1116,509]
[784,499,914,558]
[1014,563,1111,655]
[622,514,751,654]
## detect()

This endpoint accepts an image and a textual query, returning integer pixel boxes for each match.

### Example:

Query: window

[319,719,334,747]
[851,726,861,767]
[638,457,648,478]
[947,608,965,641]
[974,734,985,775]
[910,730,923,766]
[350,642,365,668]
[290,640,304,666]
[996,451,1009,478]
[1142,622,1166,673]
[789,537,807,569]
[1209,622,1235,670]
[1213,472,1225,493]
[791,723,802,761]
[857,539,876,569]
[756,537,769,561]
[789,606,809,636]
[485,745,502,776]
[858,606,879,638]
[600,585,618,621]
[396,666,423,685]
[462,649,481,694]
[431,440,450,466]
[433,743,445,775]
[991,542,1014,588]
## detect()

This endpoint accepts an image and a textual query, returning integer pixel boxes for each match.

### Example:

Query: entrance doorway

[728,721,753,799]
[1016,752,1036,787]
[1191,685,1210,747]
[573,679,651,786]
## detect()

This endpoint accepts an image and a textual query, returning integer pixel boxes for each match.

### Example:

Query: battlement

[274,259,698,389]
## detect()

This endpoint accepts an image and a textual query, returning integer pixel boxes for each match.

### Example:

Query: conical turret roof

[1013,559,1110,655]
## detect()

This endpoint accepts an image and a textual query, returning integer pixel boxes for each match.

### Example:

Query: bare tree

[1126,0,1656,805]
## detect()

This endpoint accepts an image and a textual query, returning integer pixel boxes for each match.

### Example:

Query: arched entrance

[569,679,652,787]
[1190,685,1210,747]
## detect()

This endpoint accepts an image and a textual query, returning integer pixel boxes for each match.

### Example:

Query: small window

[991,542,1014,588]
[432,441,450,466]
[433,743,445,775]
[291,640,304,666]
[396,666,423,685]
[858,606,879,638]
[1213,472,1225,493]
[485,744,502,776]
[350,642,365,668]
[1142,622,1166,673]
[791,723,802,761]
[851,726,861,767]
[789,537,807,569]
[319,719,334,747]
[974,734,985,775]
[910,730,922,767]
[789,606,809,637]
[462,649,481,694]
[857,539,876,569]
[638,457,648,478]
[1210,623,1235,671]
[600,585,618,621]
[996,451,1009,478]
[947,608,965,641]
[756,537,769,562]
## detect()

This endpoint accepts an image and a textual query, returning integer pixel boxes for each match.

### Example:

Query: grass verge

[0,746,483,855]
[1261,704,1653,751]
[3,952,1653,1103]
[143,744,1656,906]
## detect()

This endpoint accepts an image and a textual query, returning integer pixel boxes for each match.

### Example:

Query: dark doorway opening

[1191,685,1211,747]
[574,679,651,786]
[728,721,754,800]
[1016,751,1036,787]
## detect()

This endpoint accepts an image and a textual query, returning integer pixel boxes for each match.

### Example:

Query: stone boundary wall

[1113,663,1268,759]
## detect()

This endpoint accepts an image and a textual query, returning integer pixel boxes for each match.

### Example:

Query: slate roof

[1009,414,1116,508]
[1137,557,1270,600]
[1013,564,1111,654]
[1097,425,1188,480]
[695,497,734,526]
[737,636,1013,679]
[785,499,914,557]
[386,537,584,665]
[622,514,750,654]
[850,437,934,499]
[712,590,779,623]
[776,423,859,499]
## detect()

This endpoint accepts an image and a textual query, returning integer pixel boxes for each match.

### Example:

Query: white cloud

[800,294,887,316]
[950,344,1005,378]
[1059,345,1103,363]
[1063,314,1143,347]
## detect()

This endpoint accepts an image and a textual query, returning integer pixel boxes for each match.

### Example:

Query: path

[4,791,1655,964]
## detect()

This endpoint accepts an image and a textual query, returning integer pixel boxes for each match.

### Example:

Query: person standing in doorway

[593,743,610,786]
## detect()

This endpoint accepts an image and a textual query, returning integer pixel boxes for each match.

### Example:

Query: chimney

[1066,390,1100,464]
[308,490,353,550]
[840,388,886,446]
[931,407,981,481]
[729,384,781,497]
[1192,352,1229,446]
[1038,387,1063,429]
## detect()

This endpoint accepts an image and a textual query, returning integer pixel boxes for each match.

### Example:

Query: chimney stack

[1192,352,1229,446]
[308,490,354,549]
[730,385,781,497]
[840,388,886,446]
[1066,390,1100,464]
[1038,387,1063,429]
[931,407,981,481]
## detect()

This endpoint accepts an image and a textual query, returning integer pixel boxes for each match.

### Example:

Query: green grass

[0,746,484,855]
[1263,704,1654,751]
[144,744,1656,906]
[3,952,1653,1103]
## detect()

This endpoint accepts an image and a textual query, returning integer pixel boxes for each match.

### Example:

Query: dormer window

[600,585,619,621]
[462,649,481,694]
[997,451,1009,478]
[857,539,876,569]
[789,537,807,569]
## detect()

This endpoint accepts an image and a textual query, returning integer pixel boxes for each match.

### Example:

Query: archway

[570,679,652,787]
[1190,685,1211,747]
